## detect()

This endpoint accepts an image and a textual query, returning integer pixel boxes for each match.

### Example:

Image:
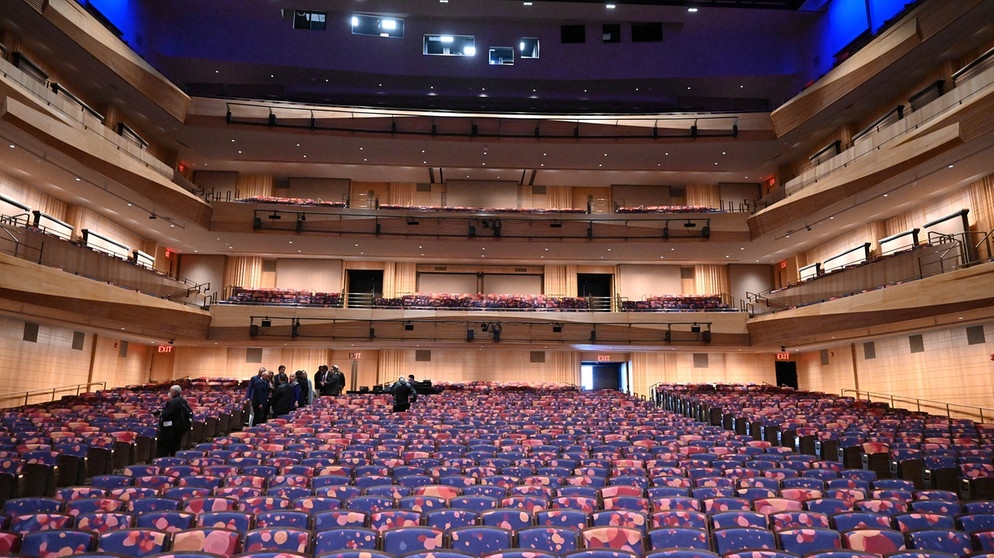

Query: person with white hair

[156,384,191,457]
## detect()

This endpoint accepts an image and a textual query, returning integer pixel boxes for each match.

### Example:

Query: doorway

[577,273,612,312]
[775,361,798,389]
[346,270,383,308]
[580,361,629,392]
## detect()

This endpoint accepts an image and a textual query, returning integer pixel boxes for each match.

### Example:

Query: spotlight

[404,321,414,331]
[552,323,562,333]
[261,318,272,328]
[148,213,157,220]
[407,218,419,225]
[550,221,562,228]
[683,220,696,228]
[269,211,281,220]
[690,323,701,333]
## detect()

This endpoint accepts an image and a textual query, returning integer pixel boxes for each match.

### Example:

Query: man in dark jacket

[391,376,414,413]
[250,370,272,425]
[313,365,329,397]
[157,384,191,457]
[325,364,346,396]
[270,375,295,417]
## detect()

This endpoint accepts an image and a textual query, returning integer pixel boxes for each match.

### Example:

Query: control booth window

[424,34,476,56]
[519,37,539,59]
[293,10,326,31]
[489,46,514,65]
[351,14,404,38]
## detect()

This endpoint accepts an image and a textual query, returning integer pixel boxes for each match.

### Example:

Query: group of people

[245,364,426,422]
[245,364,334,426]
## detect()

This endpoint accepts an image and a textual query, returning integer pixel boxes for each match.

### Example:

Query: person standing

[296,369,312,406]
[157,385,191,457]
[313,365,329,397]
[251,369,272,425]
[391,376,414,413]
[270,374,294,417]
[326,364,346,396]
[247,367,266,426]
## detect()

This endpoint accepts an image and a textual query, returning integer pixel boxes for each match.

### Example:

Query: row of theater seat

[3,381,994,558]
[658,384,994,500]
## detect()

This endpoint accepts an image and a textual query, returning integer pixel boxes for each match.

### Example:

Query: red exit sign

[158,345,173,353]
[349,352,362,360]
[776,351,791,361]
[597,355,612,362]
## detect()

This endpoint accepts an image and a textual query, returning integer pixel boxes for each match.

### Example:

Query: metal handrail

[0,382,107,409]
[842,389,994,423]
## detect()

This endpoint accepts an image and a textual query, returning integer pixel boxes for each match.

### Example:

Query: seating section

[239,196,347,208]
[372,293,589,311]
[225,288,342,307]
[620,295,732,312]
[1,381,993,557]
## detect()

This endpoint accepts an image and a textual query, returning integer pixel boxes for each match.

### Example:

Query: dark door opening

[775,361,798,389]
[578,273,612,312]
[346,270,383,308]
[581,362,626,391]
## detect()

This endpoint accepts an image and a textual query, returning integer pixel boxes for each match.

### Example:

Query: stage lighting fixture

[404,321,414,331]
[690,323,701,333]
[683,220,696,228]
[269,211,281,220]
[407,217,419,225]
[552,323,562,333]
[261,318,272,328]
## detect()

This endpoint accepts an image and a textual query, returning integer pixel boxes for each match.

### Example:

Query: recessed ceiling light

[688,7,698,12]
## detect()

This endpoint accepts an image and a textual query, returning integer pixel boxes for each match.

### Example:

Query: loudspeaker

[466,329,475,341]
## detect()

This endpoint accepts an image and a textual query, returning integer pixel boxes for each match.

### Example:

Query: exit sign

[158,345,173,353]
[349,352,362,360]
[776,351,791,361]
[597,355,611,362]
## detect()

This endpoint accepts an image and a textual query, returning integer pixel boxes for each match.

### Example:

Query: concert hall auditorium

[0,0,993,557]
